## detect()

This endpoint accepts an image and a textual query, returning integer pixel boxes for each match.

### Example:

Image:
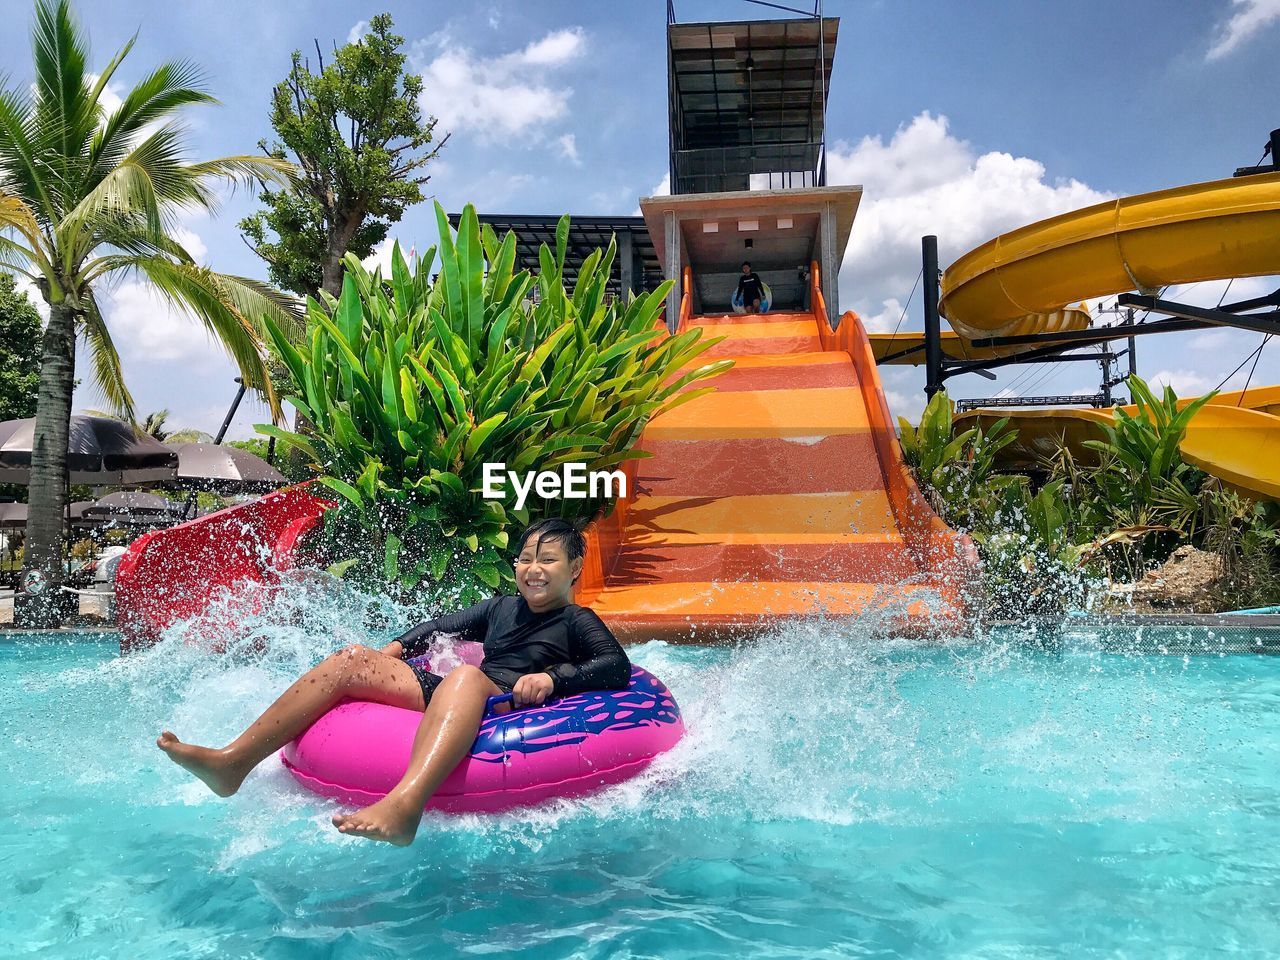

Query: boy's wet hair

[741,260,751,269]
[516,518,586,564]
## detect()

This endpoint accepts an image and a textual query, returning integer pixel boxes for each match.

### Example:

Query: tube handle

[484,693,515,716]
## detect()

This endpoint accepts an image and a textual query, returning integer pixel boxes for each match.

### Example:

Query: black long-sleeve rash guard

[736,272,763,303]
[392,595,631,699]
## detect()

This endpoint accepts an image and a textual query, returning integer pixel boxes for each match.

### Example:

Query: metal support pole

[1125,307,1138,382]
[214,378,246,445]
[922,235,943,398]
[1100,342,1114,406]
[619,228,634,299]
[187,378,246,520]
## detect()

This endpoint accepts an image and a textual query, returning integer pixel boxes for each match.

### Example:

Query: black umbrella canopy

[173,443,286,490]
[0,416,178,485]
[0,501,100,529]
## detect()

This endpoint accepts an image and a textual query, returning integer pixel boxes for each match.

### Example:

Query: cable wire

[882,268,922,350]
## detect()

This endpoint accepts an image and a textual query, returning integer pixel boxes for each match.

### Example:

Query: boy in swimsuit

[157,518,629,846]
[736,261,764,314]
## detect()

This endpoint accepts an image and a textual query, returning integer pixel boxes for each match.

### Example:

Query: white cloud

[556,133,581,165]
[172,226,207,263]
[88,73,124,119]
[360,235,416,275]
[515,28,585,67]
[1206,0,1280,59]
[858,297,908,334]
[1147,368,1213,397]
[414,27,585,141]
[104,280,213,363]
[827,112,1113,323]
[347,20,370,45]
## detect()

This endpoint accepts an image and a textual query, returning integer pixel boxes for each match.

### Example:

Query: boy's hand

[513,672,554,707]
[379,640,405,659]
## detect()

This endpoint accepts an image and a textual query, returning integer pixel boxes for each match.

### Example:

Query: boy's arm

[544,608,631,698]
[387,597,496,660]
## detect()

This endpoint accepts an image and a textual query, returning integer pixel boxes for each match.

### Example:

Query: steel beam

[1116,294,1280,337]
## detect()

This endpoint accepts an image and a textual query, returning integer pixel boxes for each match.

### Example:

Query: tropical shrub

[971,480,1092,620]
[898,390,1021,530]
[1201,482,1280,610]
[1051,375,1217,580]
[261,203,730,605]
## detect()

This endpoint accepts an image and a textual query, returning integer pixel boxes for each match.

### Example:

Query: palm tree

[0,1,301,625]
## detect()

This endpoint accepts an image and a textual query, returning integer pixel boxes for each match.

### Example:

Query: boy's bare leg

[157,645,425,797]
[332,664,503,845]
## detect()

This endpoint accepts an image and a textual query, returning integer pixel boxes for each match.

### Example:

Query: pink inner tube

[281,642,685,814]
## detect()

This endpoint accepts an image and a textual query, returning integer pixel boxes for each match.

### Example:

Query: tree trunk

[14,300,77,627]
[319,211,364,299]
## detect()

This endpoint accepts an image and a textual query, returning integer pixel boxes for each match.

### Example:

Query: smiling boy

[157,518,630,845]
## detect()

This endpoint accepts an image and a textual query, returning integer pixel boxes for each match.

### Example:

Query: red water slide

[114,483,332,651]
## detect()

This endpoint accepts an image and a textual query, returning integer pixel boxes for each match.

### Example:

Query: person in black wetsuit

[736,261,764,313]
[157,518,629,846]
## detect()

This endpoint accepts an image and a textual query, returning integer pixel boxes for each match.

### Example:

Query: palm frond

[133,258,286,419]
[0,192,43,247]
[57,159,161,261]
[183,155,297,191]
[79,287,136,422]
[31,0,96,175]
[79,224,197,282]
[0,85,58,225]
[88,59,212,177]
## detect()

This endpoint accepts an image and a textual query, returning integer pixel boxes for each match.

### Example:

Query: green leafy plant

[1083,376,1217,486]
[1050,375,1216,580]
[899,390,1021,530]
[970,480,1093,620]
[1202,482,1280,610]
[260,202,730,605]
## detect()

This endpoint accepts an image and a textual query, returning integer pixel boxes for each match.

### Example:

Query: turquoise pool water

[2,619,1278,959]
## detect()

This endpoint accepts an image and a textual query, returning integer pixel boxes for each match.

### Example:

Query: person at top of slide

[736,261,764,313]
[157,518,630,846]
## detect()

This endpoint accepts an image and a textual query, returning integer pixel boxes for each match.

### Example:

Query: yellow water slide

[939,172,1280,340]
[938,172,1280,500]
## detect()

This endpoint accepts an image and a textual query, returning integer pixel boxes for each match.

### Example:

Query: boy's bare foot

[156,731,248,798]
[331,792,422,846]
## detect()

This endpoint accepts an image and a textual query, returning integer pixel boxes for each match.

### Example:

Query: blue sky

[2,0,1278,432]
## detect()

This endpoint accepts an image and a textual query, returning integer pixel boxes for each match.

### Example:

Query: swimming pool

[2,620,1277,959]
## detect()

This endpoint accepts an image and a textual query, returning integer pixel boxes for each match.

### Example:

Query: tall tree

[0,273,40,422]
[239,13,447,300]
[0,0,300,626]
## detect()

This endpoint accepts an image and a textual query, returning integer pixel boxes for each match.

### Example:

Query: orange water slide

[576,264,979,640]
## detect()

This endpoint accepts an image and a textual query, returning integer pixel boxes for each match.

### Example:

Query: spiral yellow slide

[938,172,1280,501]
